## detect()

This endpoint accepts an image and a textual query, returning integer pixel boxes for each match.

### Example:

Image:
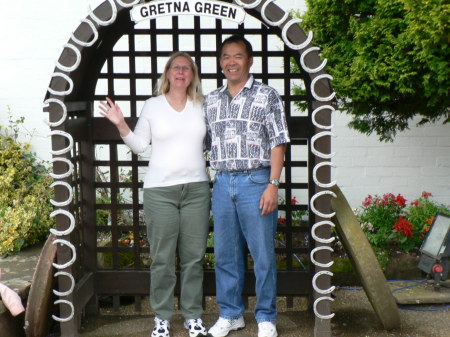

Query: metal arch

[300,46,327,74]
[50,209,76,236]
[71,19,99,47]
[234,0,263,9]
[310,190,337,218]
[311,220,336,244]
[311,105,335,130]
[313,161,336,189]
[116,0,141,8]
[311,74,336,102]
[312,271,335,294]
[88,0,118,27]
[48,130,74,156]
[47,72,74,96]
[281,19,313,50]
[313,296,335,320]
[50,181,74,207]
[310,246,334,268]
[43,98,67,128]
[52,299,75,322]
[55,43,82,73]
[49,157,74,179]
[52,239,77,269]
[47,0,340,329]
[53,271,76,297]
[260,0,289,27]
[311,131,336,159]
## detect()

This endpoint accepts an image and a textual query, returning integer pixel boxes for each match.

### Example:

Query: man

[203,35,290,337]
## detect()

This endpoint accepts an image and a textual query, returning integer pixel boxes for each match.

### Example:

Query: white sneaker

[207,316,245,337]
[152,317,170,337]
[184,318,207,337]
[258,321,278,337]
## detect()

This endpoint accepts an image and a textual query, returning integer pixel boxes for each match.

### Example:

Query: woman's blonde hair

[155,52,203,103]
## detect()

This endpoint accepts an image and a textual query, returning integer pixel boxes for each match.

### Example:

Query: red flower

[278,218,286,224]
[392,217,413,238]
[410,200,420,207]
[422,191,432,198]
[363,195,373,207]
[122,239,130,245]
[395,194,406,207]
[291,197,298,205]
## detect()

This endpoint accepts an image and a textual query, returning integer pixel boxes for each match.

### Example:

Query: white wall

[0,0,88,159]
[0,1,448,208]
[332,113,450,207]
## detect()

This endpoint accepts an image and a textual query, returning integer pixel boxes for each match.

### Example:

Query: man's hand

[260,184,279,215]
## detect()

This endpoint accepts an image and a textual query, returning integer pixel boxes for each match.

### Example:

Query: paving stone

[390,280,450,305]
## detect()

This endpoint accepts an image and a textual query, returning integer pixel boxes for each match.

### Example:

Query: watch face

[270,180,280,186]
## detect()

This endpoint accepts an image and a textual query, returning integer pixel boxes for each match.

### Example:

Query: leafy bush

[300,0,450,141]
[357,191,450,252]
[0,111,55,256]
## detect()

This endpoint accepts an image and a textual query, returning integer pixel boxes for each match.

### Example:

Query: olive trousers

[143,181,210,320]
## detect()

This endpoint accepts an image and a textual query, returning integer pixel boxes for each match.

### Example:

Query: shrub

[357,191,450,253]
[0,110,55,256]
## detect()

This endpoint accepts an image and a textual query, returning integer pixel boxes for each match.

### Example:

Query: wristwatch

[269,179,280,187]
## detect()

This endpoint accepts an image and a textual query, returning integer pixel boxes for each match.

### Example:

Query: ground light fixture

[417,213,450,287]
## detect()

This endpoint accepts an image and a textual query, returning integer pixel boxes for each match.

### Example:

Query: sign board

[130,0,246,24]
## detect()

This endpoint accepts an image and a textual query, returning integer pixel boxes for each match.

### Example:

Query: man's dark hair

[220,34,253,57]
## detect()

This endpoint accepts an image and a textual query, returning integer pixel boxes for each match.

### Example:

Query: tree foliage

[301,0,449,141]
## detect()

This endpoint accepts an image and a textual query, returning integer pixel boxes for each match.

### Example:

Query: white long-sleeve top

[121,95,209,188]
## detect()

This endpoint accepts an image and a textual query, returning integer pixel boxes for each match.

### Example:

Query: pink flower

[363,195,373,207]
[386,193,395,200]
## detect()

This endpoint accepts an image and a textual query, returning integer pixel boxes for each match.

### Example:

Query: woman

[99,52,209,337]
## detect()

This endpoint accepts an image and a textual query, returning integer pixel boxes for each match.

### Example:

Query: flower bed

[357,191,449,253]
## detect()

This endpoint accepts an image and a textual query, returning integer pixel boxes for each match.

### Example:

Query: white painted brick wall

[332,113,450,207]
[0,1,448,208]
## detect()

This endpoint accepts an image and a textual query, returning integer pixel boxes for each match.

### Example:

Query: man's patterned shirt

[203,76,290,172]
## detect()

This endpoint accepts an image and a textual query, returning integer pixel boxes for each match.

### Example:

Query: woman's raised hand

[99,97,125,126]
[99,97,131,137]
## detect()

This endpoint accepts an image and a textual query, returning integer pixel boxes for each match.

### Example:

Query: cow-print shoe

[152,317,170,337]
[184,318,207,337]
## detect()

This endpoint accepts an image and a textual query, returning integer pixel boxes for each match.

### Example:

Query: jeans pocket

[248,169,269,184]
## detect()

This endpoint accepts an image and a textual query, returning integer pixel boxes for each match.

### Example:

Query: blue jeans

[212,167,278,323]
